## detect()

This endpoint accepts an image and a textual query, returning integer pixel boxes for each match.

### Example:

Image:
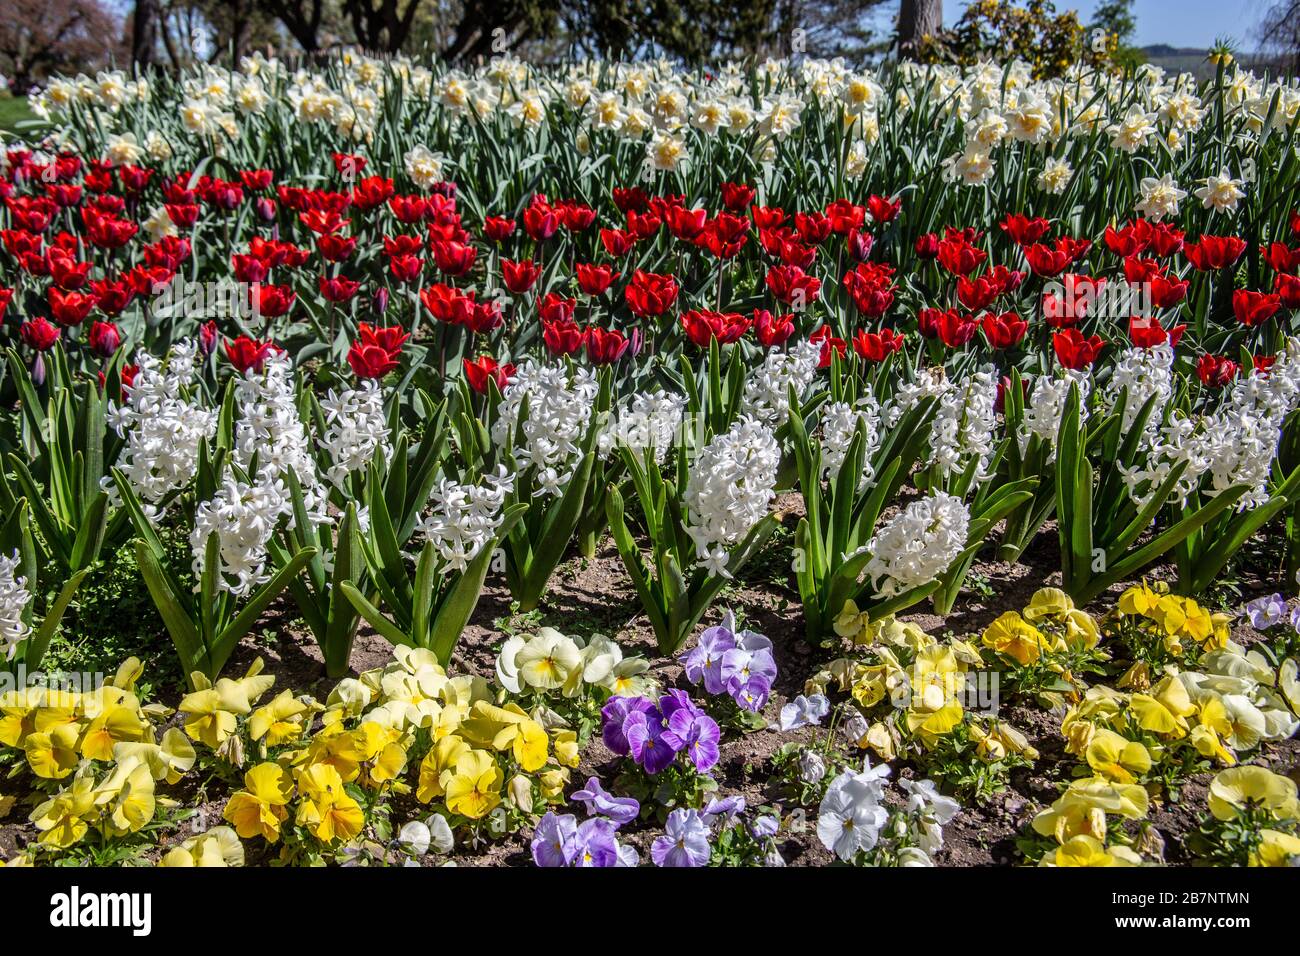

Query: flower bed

[0,50,1298,867]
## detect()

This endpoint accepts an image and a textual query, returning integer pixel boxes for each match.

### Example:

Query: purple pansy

[683,623,736,695]
[1245,593,1288,630]
[624,709,678,775]
[650,808,712,867]
[571,776,641,827]
[531,811,578,867]
[571,818,620,867]
[601,695,657,756]
[663,708,721,772]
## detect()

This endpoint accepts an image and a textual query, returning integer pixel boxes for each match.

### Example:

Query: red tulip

[538,292,576,324]
[998,213,1051,245]
[720,182,755,212]
[20,316,61,351]
[319,275,361,303]
[501,258,541,294]
[1196,354,1239,388]
[851,327,906,362]
[543,319,585,356]
[251,283,295,319]
[463,356,516,394]
[87,320,121,357]
[1053,328,1105,369]
[753,309,796,347]
[575,263,619,296]
[809,326,847,368]
[981,311,1027,348]
[1128,315,1185,349]
[224,335,280,373]
[1184,235,1246,271]
[680,309,750,347]
[1232,289,1281,327]
[584,327,630,364]
[823,200,865,235]
[765,265,821,307]
[867,194,902,225]
[624,270,679,318]
[48,287,97,327]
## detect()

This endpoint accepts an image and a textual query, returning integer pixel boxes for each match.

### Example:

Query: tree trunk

[131,0,160,67]
[898,0,942,59]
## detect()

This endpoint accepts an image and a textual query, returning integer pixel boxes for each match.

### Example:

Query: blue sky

[945,0,1274,49]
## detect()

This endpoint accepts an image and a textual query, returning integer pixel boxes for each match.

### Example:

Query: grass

[0,95,40,137]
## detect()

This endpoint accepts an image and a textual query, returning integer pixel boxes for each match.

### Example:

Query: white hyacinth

[883,367,953,428]
[106,341,217,519]
[1102,343,1175,439]
[232,352,327,523]
[819,393,882,486]
[863,491,970,597]
[493,360,599,496]
[415,466,515,572]
[928,365,999,481]
[740,339,822,425]
[683,416,780,575]
[317,380,392,489]
[1019,370,1090,456]
[598,389,686,464]
[1126,339,1300,510]
[0,551,32,661]
[190,474,293,597]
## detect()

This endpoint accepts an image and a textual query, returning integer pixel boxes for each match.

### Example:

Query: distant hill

[1139,44,1286,79]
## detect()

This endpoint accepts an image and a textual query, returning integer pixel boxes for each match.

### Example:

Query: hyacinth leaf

[111,468,167,562]
[1099,488,1245,588]
[429,503,526,664]
[1179,496,1294,596]
[209,546,318,678]
[24,567,89,670]
[341,582,414,649]
[133,539,203,681]
[606,485,669,646]
[199,532,222,653]
[323,504,364,678]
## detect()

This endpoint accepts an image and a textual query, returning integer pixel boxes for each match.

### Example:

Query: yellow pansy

[552,729,580,768]
[222,762,295,842]
[833,600,872,644]
[1041,834,1141,867]
[1251,829,1300,867]
[442,749,503,819]
[295,762,365,843]
[78,704,149,762]
[417,734,469,803]
[459,701,549,772]
[30,774,99,848]
[97,758,158,837]
[179,659,275,748]
[24,722,82,779]
[1208,766,1299,822]
[1118,582,1162,618]
[1023,587,1074,622]
[159,826,245,867]
[1085,729,1152,783]
[113,729,196,784]
[981,611,1050,665]
[249,690,313,746]
[538,767,569,802]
